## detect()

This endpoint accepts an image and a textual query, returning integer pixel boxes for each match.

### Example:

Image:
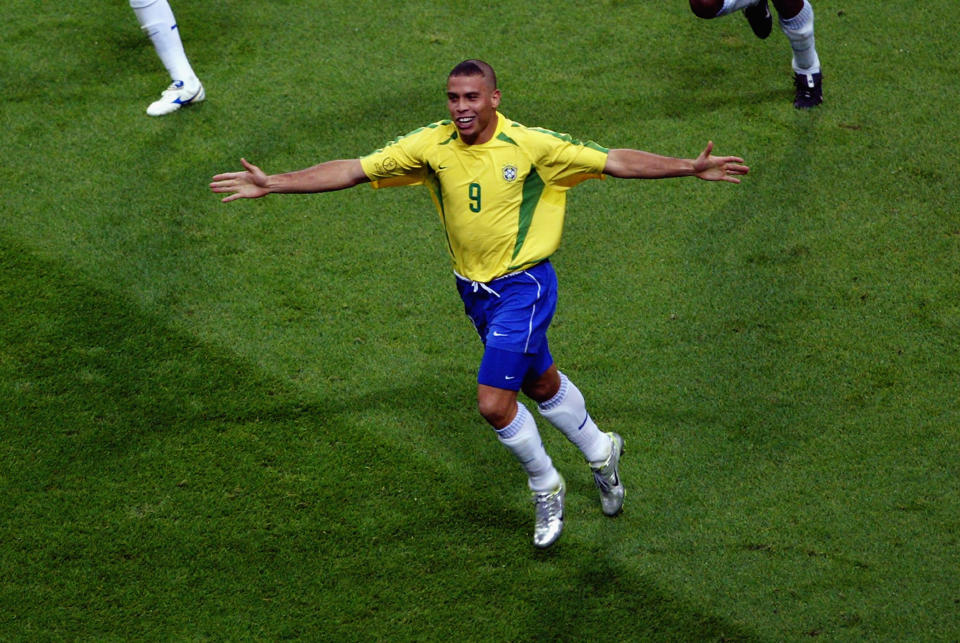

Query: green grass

[2,1,958,640]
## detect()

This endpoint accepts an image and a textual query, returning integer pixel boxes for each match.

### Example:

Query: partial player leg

[774,0,822,107]
[530,368,609,463]
[487,397,565,548]
[130,0,205,115]
[690,0,773,40]
[743,0,773,39]
[529,367,625,516]
[690,0,767,18]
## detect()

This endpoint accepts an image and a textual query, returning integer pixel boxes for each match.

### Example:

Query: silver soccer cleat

[532,476,565,548]
[591,432,625,516]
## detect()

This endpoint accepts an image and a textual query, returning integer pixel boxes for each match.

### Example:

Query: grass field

[2,1,958,640]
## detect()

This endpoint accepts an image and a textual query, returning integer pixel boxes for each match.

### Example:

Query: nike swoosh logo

[505,376,516,380]
[174,87,203,105]
[492,331,508,337]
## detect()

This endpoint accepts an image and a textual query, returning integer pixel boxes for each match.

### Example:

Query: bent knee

[477,394,516,429]
[522,378,559,404]
[690,0,724,18]
[477,402,514,429]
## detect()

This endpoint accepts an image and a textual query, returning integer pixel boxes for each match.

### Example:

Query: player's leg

[773,0,822,107]
[526,365,609,464]
[477,367,564,549]
[130,0,204,115]
[460,271,564,548]
[690,0,772,40]
[477,383,560,493]
[524,364,625,516]
[512,260,624,516]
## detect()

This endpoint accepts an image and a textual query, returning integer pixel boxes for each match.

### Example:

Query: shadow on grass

[0,233,758,641]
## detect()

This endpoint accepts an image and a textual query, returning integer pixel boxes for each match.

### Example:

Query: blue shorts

[456,261,558,391]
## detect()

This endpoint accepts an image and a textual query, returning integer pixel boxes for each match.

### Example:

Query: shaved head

[448,59,497,90]
[446,60,501,145]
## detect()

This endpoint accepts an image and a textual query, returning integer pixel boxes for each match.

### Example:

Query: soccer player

[130,0,205,116]
[689,0,822,108]
[210,60,748,548]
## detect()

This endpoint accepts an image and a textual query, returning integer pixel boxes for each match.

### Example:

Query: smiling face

[446,71,500,145]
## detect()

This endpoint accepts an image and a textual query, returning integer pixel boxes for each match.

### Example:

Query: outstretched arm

[603,141,749,183]
[210,158,370,202]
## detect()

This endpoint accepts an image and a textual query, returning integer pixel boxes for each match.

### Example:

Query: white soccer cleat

[532,476,565,549]
[591,432,625,516]
[146,79,205,116]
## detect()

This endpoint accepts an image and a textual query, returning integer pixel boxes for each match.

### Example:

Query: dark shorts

[456,261,557,391]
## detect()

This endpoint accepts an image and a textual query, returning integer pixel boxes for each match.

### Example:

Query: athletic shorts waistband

[454,260,550,285]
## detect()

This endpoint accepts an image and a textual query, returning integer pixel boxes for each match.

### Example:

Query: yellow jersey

[360,112,608,282]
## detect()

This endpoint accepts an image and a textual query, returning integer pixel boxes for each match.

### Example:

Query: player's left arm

[603,141,748,183]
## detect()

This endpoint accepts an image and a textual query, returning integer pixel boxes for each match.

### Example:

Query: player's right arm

[210,158,370,202]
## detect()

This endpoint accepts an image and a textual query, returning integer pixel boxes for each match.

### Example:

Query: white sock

[130,0,198,85]
[537,372,611,465]
[496,403,561,493]
[779,0,820,74]
[718,0,762,16]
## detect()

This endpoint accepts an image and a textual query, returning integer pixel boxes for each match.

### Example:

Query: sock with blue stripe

[537,372,611,465]
[130,0,198,86]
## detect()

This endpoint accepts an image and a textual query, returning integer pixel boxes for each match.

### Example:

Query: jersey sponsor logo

[502,164,518,183]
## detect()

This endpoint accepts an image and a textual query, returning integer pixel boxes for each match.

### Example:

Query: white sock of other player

[779,0,820,74]
[718,0,764,16]
[537,372,611,466]
[130,0,198,87]
[496,403,562,493]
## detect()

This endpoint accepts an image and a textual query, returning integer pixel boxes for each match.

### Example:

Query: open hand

[693,141,750,183]
[210,158,270,202]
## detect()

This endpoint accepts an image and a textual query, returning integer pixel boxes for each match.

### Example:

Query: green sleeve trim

[528,126,609,153]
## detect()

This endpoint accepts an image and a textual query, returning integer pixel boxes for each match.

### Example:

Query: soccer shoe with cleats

[146,79,205,116]
[793,72,823,109]
[591,432,625,516]
[532,476,565,549]
[743,0,772,39]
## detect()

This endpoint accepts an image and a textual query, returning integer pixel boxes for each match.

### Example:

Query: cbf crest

[502,164,518,183]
